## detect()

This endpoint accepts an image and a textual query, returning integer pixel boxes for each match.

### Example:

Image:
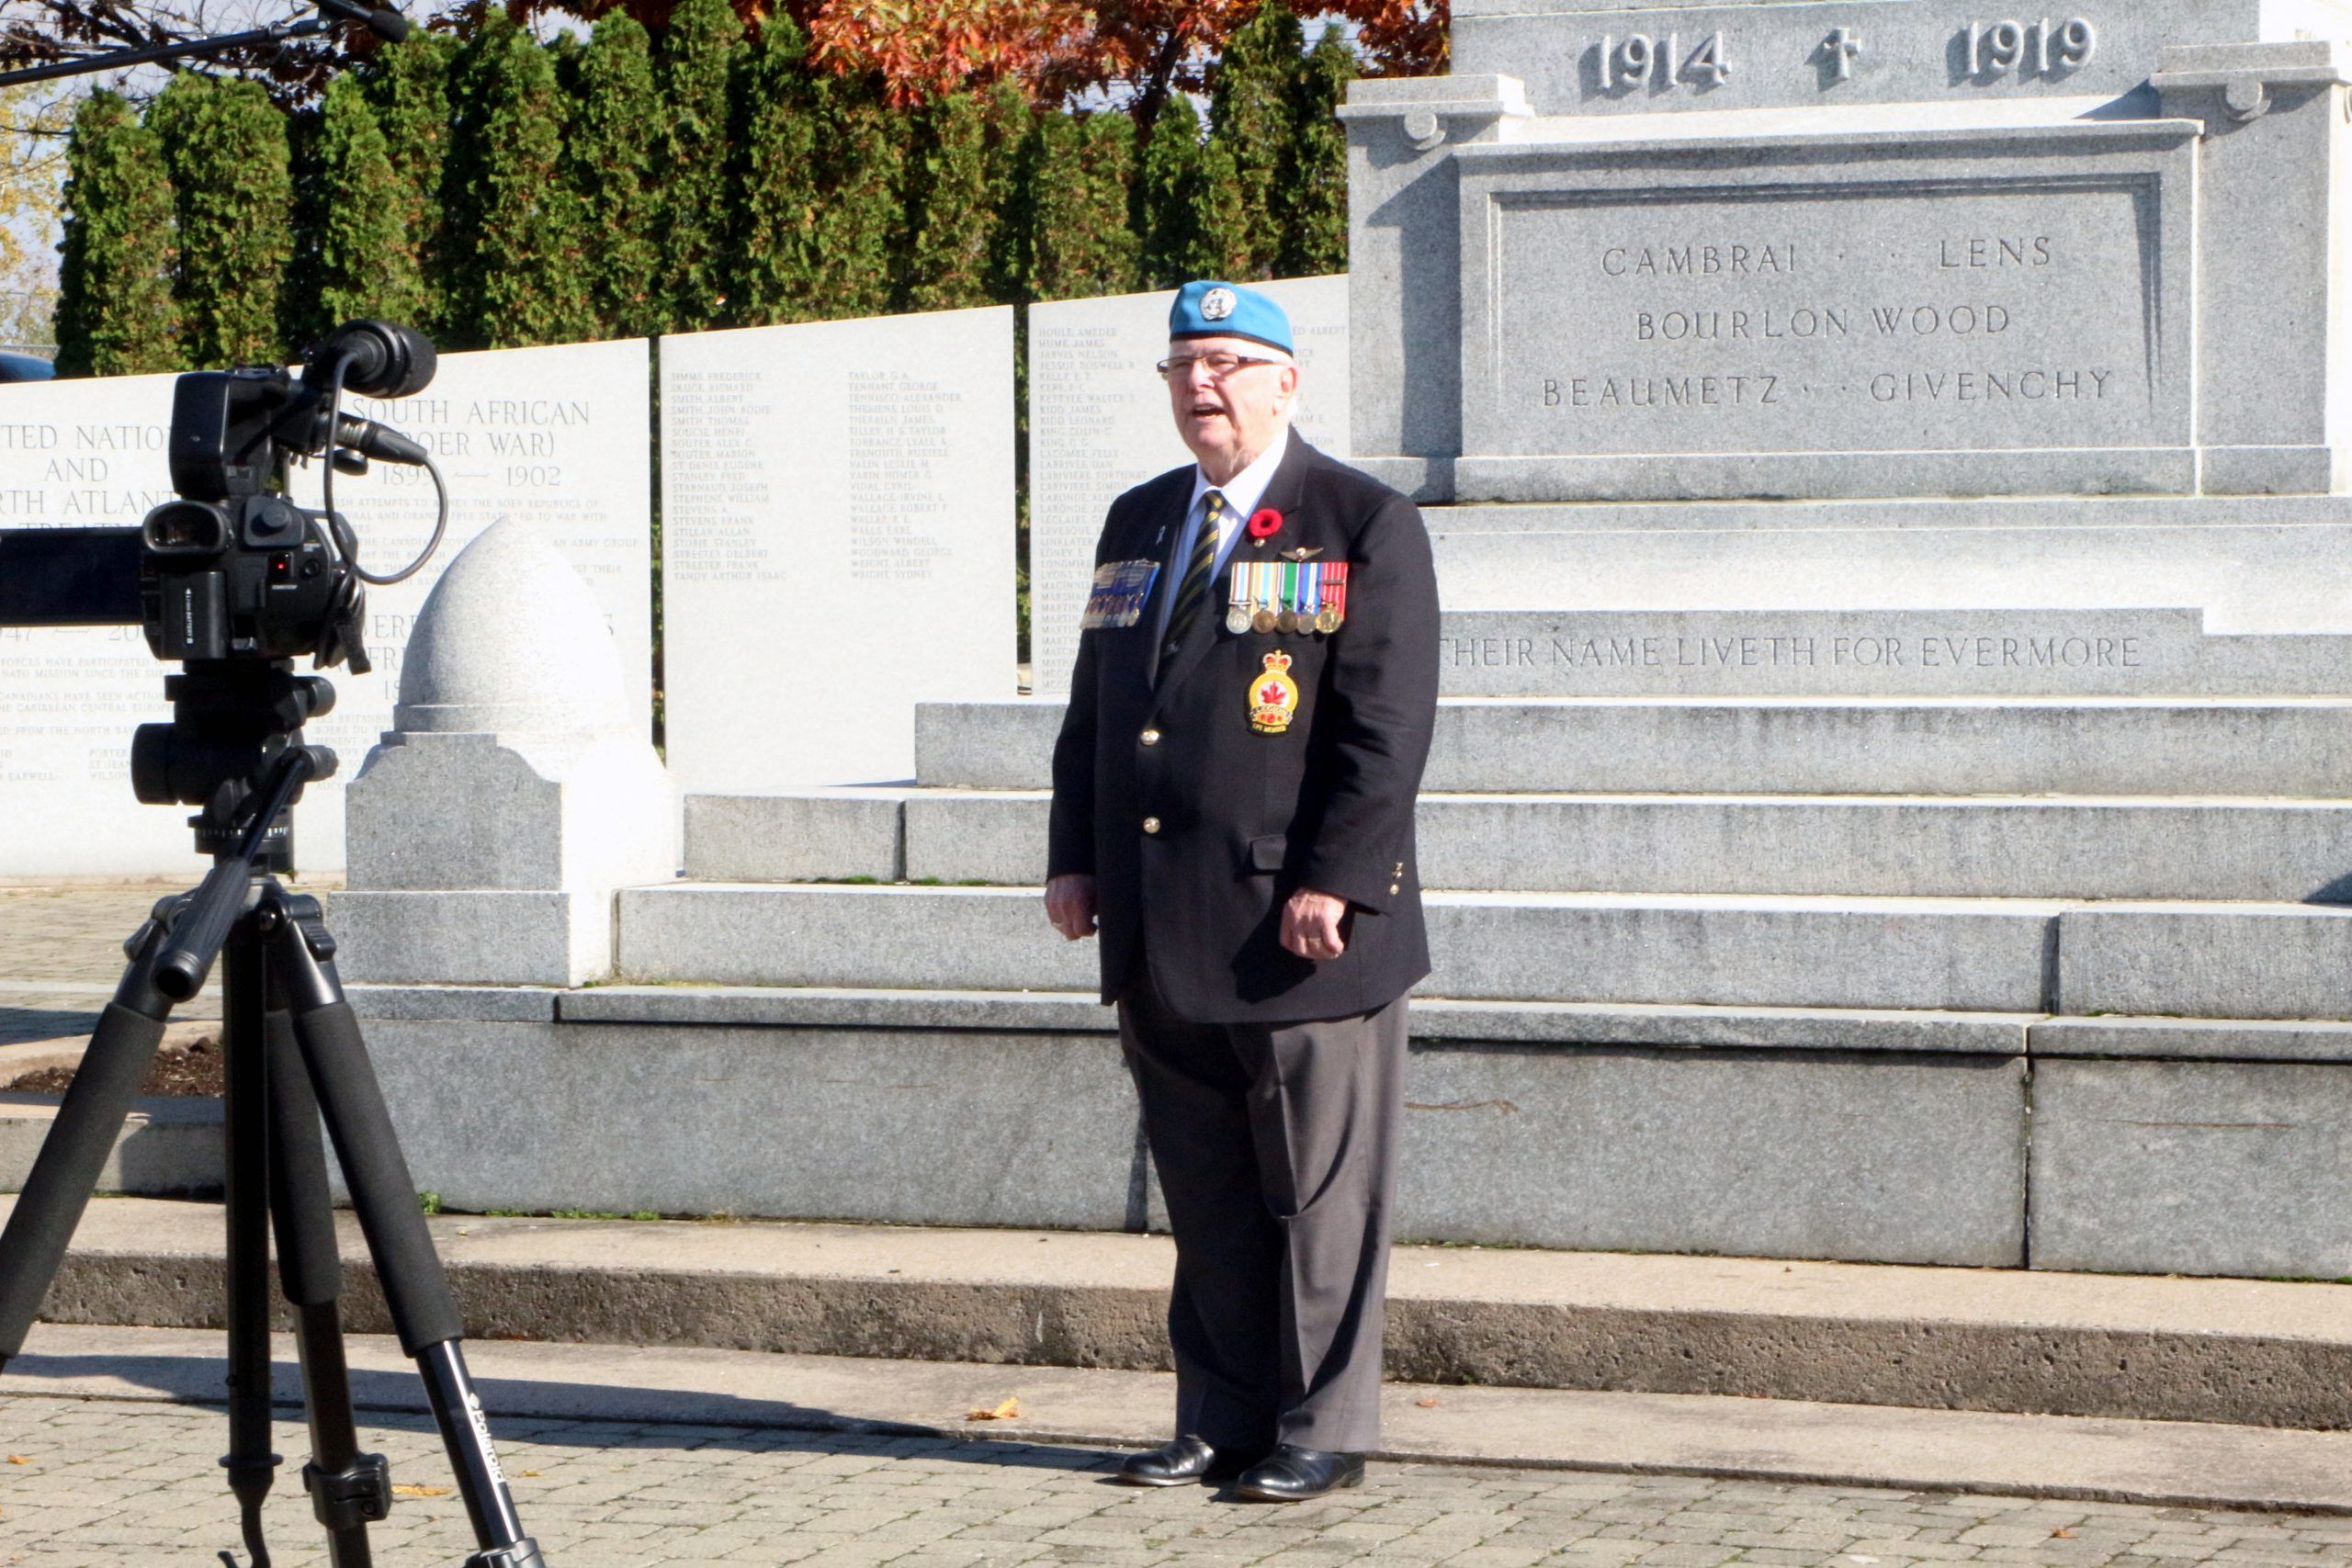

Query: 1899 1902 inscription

[1478,160,2184,459]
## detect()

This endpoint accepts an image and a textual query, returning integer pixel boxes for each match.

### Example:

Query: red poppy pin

[1246,507,1283,546]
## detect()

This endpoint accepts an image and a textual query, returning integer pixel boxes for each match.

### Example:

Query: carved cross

[1823,27,1863,83]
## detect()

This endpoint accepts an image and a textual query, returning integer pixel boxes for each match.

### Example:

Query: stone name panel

[1029,276,1348,698]
[0,340,653,876]
[1455,119,2198,500]
[1439,609,2352,696]
[1451,0,2337,115]
[662,306,1016,794]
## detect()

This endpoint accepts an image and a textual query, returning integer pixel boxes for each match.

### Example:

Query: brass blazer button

[1143,817,1162,834]
[1141,728,1161,746]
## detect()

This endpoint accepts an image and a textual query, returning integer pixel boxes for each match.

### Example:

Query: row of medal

[1227,559,1349,636]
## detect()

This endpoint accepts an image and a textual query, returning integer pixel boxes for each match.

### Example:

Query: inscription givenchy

[1871,368,2112,401]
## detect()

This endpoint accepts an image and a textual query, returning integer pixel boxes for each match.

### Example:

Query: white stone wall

[0,339,653,876]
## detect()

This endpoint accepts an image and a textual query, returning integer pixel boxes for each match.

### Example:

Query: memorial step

[339,979,2352,1274]
[26,1196,2352,1432]
[915,696,2352,795]
[617,884,2352,1021]
[689,788,2352,904]
[0,1093,220,1198]
[616,883,2065,1011]
[1419,511,2352,646]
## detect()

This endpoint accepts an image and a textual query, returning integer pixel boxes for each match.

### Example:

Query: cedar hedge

[51,0,1361,365]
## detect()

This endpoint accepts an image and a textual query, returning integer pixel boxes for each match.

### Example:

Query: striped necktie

[1164,491,1226,656]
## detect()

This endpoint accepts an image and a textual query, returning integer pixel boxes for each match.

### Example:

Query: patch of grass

[417,1190,443,1215]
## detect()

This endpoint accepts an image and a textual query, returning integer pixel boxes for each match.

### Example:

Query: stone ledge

[2033,1016,2352,1063]
[353,985,2352,1066]
[0,1094,220,1197]
[2154,39,2352,89]
[345,984,560,1022]
[19,1196,2352,1429]
[366,983,2036,1056]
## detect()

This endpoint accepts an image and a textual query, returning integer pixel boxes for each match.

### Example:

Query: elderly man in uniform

[1044,280,1440,1503]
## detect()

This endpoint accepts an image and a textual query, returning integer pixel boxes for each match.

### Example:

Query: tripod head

[132,660,338,865]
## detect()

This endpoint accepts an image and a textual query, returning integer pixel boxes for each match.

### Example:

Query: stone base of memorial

[332,519,673,988]
[321,2,2352,1284]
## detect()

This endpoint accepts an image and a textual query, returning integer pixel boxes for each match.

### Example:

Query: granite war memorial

[326,0,2352,1289]
[16,0,2352,1291]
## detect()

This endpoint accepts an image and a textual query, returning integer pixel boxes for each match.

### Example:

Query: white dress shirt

[1151,429,1295,650]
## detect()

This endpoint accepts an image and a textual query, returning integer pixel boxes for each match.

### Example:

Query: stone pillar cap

[392,516,631,737]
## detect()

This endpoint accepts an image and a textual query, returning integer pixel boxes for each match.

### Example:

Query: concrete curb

[21,1197,2352,1431]
[15,1323,2352,1515]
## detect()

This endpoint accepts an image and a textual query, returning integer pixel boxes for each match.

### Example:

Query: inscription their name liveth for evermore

[1448,632,2146,673]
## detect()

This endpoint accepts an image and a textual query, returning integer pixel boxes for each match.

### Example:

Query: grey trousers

[1117,979,1407,1454]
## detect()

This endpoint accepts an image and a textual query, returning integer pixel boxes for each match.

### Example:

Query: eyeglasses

[1156,351,1287,380]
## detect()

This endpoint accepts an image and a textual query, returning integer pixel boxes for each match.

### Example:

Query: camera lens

[141,500,230,555]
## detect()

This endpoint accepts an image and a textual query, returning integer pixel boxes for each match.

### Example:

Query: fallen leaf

[1414,1396,1441,1408]
[391,1484,453,1497]
[2052,1529,2076,1539]
[966,1397,1021,1422]
[520,1471,540,1479]
[4,1457,27,1465]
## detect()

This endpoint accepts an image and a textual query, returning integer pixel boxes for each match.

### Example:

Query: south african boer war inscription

[1454,121,2199,499]
[0,341,653,876]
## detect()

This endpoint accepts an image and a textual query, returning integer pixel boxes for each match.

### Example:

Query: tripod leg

[219,912,282,1568]
[0,900,181,1368]
[266,1001,388,1568]
[261,893,546,1568]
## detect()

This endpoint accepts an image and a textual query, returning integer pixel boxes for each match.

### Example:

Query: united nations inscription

[0,342,654,876]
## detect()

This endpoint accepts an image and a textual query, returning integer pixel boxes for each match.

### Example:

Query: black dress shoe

[1234,1444,1366,1502]
[1115,1435,1233,1486]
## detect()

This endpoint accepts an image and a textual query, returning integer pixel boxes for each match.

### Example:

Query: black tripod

[0,666,548,1568]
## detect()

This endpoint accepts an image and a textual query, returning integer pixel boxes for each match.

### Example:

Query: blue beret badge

[1170,279,1294,355]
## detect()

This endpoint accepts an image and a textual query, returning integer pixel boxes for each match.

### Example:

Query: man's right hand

[1045,874,1099,941]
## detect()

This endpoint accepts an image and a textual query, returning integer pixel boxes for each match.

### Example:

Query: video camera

[0,320,447,862]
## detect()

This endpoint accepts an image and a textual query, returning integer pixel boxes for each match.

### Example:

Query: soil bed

[6,1037,223,1098]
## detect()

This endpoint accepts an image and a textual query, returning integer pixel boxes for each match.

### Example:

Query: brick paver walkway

[5,1398,2350,1568]
[0,883,316,1043]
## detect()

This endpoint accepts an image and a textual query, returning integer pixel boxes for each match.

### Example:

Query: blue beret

[1169,280,1293,355]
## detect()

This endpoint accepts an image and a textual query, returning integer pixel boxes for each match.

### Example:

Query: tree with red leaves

[503,0,1442,115]
[4,0,1442,113]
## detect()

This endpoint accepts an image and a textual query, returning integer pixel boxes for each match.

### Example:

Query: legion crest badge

[1248,649,1300,735]
[1201,286,1238,321]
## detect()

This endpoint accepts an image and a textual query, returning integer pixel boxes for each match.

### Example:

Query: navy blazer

[1047,434,1441,1024]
